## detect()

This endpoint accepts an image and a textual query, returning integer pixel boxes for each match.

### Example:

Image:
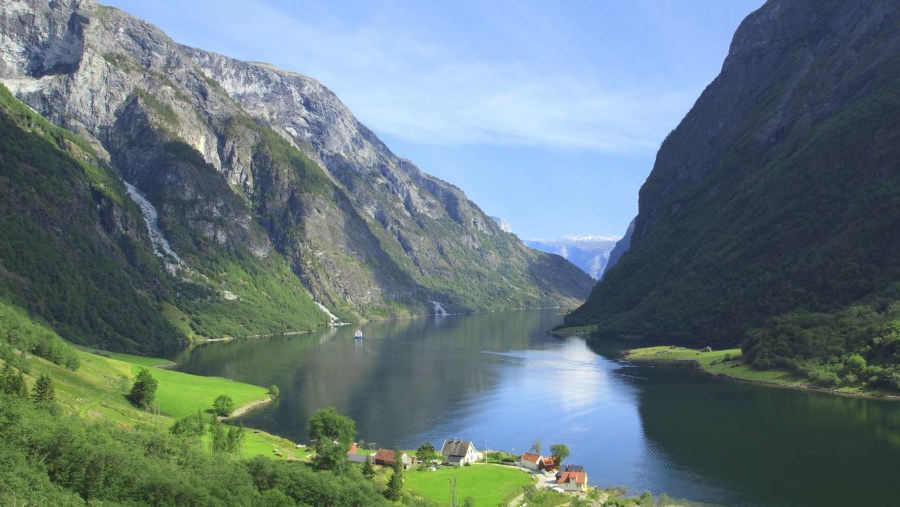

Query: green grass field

[404,464,533,506]
[112,352,268,420]
[625,346,814,385]
[22,348,301,461]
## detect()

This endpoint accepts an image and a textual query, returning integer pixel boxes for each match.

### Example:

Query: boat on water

[354,329,363,340]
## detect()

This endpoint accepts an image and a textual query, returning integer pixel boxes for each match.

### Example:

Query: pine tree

[1,363,28,399]
[31,373,56,405]
[362,456,375,480]
[384,448,404,501]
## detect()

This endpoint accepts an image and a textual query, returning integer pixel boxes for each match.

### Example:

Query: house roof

[374,449,397,463]
[521,452,542,463]
[540,457,555,468]
[556,471,587,485]
[441,439,475,457]
[348,453,369,463]
[556,464,583,477]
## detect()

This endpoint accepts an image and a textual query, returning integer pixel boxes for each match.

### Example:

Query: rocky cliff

[0,0,593,351]
[567,0,900,350]
[599,219,633,279]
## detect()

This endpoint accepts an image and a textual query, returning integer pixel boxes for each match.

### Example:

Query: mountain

[0,0,593,352]
[525,235,620,280]
[566,0,900,386]
[600,219,634,279]
[490,216,513,234]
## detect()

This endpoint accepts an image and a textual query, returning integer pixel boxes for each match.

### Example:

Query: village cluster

[348,438,590,493]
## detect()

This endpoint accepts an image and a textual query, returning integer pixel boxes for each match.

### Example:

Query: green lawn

[405,464,533,506]
[23,349,293,457]
[106,351,174,368]
[112,352,268,419]
[625,346,809,385]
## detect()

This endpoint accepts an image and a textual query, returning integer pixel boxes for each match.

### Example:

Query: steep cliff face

[0,0,592,350]
[600,219,633,279]
[567,0,900,348]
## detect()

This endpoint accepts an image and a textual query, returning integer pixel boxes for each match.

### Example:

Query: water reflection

[172,310,900,507]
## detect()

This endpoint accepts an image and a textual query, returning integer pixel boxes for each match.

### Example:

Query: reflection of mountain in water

[631,364,900,507]
[172,310,567,446]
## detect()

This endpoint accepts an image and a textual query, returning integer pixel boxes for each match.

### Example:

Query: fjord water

[172,310,900,506]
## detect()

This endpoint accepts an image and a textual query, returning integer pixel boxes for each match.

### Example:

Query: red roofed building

[373,449,414,469]
[539,456,556,472]
[520,452,543,470]
[555,468,588,492]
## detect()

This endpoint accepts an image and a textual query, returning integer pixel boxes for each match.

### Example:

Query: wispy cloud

[114,0,703,154]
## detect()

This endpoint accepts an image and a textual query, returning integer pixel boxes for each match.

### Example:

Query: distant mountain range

[525,235,621,280]
[0,0,593,353]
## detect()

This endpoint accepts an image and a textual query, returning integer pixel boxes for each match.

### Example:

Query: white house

[555,465,588,492]
[440,439,482,466]
[519,452,543,470]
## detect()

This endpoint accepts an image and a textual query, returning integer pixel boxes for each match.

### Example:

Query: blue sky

[102,0,763,240]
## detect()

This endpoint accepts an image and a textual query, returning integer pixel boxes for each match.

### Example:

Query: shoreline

[221,397,273,421]
[624,347,900,401]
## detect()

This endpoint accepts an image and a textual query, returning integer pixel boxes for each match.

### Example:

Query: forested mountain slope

[0,0,592,352]
[567,0,900,388]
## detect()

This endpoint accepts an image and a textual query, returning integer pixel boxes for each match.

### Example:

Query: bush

[213,394,235,417]
[127,368,157,409]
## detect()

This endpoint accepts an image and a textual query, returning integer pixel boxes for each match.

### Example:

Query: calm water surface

[172,310,900,506]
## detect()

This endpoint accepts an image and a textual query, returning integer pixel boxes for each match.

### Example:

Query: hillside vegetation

[566,0,900,390]
[0,300,392,505]
[0,0,593,355]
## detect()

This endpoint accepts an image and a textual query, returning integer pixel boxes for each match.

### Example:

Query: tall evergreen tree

[361,456,375,480]
[31,373,55,405]
[384,448,404,501]
[1,363,28,399]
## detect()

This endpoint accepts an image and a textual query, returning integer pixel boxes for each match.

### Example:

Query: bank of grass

[22,347,297,460]
[112,352,268,420]
[550,324,598,338]
[404,464,533,506]
[623,346,897,397]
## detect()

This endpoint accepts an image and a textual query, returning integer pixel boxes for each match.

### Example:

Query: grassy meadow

[404,464,534,506]
[23,347,302,460]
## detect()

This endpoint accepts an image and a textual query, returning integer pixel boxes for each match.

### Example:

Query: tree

[531,439,542,455]
[308,407,355,472]
[31,373,56,405]
[550,443,570,468]
[1,362,28,398]
[416,442,437,464]
[384,448,404,501]
[213,394,235,417]
[361,456,375,480]
[127,368,157,409]
[268,384,280,399]
[210,417,228,453]
[226,424,246,455]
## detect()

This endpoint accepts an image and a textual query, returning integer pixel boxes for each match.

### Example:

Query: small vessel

[354,329,363,340]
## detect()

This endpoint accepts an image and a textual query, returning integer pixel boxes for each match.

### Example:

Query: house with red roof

[555,464,588,492]
[539,456,556,472]
[519,452,543,470]
[373,448,413,469]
